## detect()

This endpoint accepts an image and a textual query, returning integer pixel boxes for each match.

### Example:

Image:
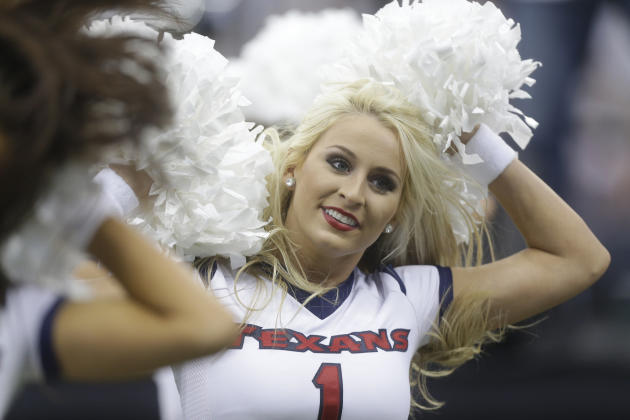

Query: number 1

[312,363,343,420]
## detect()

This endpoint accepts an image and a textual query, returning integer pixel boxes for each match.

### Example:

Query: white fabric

[461,123,518,185]
[0,163,114,293]
[93,168,140,217]
[27,163,116,250]
[0,286,61,418]
[173,263,443,420]
[154,367,184,420]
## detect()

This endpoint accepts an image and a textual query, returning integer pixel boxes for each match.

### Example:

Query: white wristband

[21,164,121,251]
[0,164,124,289]
[461,124,517,185]
[61,187,119,249]
[93,168,139,217]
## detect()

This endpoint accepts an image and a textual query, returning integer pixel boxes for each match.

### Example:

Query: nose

[338,174,366,207]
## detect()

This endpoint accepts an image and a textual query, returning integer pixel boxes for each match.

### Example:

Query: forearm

[87,218,237,348]
[490,159,610,285]
[51,218,237,381]
[453,128,610,325]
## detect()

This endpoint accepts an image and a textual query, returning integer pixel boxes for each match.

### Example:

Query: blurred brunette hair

[0,0,172,294]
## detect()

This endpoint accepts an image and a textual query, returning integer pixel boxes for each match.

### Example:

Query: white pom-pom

[87,19,274,262]
[228,9,363,124]
[323,0,539,155]
[319,0,539,244]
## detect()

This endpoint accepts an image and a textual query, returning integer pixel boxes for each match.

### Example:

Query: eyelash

[326,155,397,193]
[370,175,396,193]
[327,156,351,173]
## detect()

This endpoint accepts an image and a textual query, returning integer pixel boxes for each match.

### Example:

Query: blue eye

[327,156,351,173]
[370,175,396,193]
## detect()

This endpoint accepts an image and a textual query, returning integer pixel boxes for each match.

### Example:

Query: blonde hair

[197,79,504,410]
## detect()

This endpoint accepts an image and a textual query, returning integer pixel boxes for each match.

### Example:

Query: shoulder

[5,285,63,319]
[368,265,453,318]
[368,264,447,294]
[2,285,66,382]
[6,284,66,345]
[204,262,269,303]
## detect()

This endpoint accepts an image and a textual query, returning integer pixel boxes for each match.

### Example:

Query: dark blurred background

[8,0,630,419]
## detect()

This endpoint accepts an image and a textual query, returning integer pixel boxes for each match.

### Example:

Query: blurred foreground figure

[0,0,237,418]
[98,0,206,35]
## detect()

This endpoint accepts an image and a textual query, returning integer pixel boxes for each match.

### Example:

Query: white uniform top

[0,286,182,420]
[174,263,452,420]
[0,285,64,419]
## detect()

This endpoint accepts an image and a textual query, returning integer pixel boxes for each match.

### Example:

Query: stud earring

[285,177,296,188]
[384,224,394,234]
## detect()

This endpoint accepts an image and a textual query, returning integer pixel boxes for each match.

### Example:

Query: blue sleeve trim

[436,266,453,319]
[380,264,407,295]
[39,297,66,382]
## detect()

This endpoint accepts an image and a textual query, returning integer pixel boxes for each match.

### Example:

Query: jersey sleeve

[5,285,66,382]
[153,367,184,420]
[385,265,453,348]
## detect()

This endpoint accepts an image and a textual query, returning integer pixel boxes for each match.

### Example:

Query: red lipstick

[321,207,359,231]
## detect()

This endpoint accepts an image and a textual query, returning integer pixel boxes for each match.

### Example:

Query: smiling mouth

[322,207,359,231]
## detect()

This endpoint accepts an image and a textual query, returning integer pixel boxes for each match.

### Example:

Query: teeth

[324,208,358,227]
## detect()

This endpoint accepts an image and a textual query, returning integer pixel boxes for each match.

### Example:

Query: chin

[310,231,364,258]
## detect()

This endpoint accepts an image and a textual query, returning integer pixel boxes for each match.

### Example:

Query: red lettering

[390,329,410,351]
[292,332,326,352]
[355,330,392,351]
[259,329,289,349]
[230,324,259,348]
[230,324,410,354]
[328,335,361,353]
[313,363,343,420]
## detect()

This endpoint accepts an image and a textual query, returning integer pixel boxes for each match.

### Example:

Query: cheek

[374,194,401,224]
[298,164,337,196]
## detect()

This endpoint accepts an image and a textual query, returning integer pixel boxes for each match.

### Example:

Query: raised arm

[54,217,238,381]
[452,129,610,326]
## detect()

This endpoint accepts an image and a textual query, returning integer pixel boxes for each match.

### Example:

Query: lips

[322,207,359,231]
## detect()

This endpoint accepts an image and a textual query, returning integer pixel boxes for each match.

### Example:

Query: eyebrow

[327,145,402,182]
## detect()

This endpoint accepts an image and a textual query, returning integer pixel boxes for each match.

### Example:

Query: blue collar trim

[288,271,355,320]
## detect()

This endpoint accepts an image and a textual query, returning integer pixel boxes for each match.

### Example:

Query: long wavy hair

[196,79,504,410]
[0,0,171,297]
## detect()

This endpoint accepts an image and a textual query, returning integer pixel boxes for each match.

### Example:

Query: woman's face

[285,113,403,264]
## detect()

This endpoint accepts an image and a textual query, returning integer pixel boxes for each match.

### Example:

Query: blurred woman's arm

[54,217,238,381]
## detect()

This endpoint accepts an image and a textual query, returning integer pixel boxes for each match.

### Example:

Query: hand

[109,164,154,199]
[446,125,481,155]
[459,124,480,145]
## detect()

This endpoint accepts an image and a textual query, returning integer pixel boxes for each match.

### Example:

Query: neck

[296,250,361,288]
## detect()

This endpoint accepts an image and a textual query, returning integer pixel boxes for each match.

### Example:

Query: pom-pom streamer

[88,18,274,262]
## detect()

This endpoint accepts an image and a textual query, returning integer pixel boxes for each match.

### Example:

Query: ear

[384,216,398,233]
[283,167,295,181]
[283,167,296,190]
